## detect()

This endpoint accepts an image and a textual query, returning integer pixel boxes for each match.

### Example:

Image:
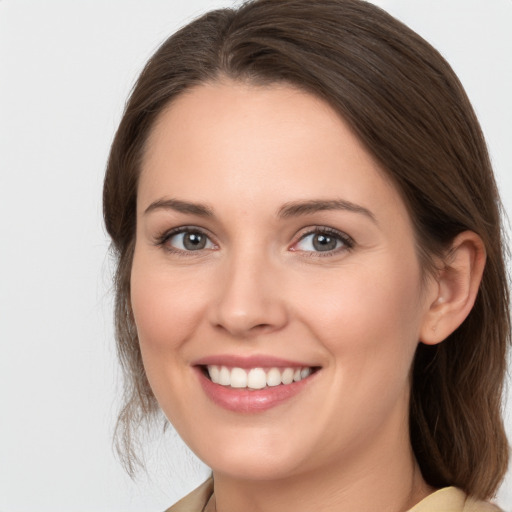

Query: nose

[208,250,289,338]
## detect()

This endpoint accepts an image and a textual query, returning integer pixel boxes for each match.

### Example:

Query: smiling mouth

[202,365,319,390]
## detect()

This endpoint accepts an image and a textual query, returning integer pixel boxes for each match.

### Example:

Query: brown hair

[103,0,510,498]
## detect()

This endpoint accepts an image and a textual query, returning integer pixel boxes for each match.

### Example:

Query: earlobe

[420,231,486,345]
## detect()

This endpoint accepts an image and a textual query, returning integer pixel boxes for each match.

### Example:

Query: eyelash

[293,226,354,256]
[154,226,217,256]
[154,226,354,257]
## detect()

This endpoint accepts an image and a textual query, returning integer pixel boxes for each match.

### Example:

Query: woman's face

[131,81,438,481]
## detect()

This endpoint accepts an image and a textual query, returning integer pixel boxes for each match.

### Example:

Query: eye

[293,228,353,253]
[163,228,216,252]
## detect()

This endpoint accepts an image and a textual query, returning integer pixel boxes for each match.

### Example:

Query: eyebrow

[144,198,214,217]
[144,197,376,223]
[277,199,377,222]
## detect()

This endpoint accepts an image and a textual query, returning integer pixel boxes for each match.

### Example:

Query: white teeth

[266,367,282,387]
[219,366,231,386]
[230,367,247,388]
[247,368,267,389]
[209,365,220,384]
[206,365,315,389]
[281,367,294,385]
[300,367,312,379]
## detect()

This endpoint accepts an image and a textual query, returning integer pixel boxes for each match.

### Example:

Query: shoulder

[463,494,503,512]
[164,478,214,512]
[408,487,503,512]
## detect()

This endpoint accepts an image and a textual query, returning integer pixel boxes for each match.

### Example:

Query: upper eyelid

[294,226,353,243]
[159,225,212,239]
[155,225,217,247]
[297,225,348,236]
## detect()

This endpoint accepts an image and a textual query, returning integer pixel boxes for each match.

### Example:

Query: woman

[103,0,510,510]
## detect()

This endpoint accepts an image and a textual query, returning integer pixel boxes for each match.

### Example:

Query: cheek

[130,251,206,356]
[296,257,425,371]
[129,250,213,421]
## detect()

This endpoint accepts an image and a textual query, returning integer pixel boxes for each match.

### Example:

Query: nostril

[212,319,277,337]
[253,323,273,331]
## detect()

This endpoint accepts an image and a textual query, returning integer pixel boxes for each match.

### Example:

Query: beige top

[165,478,503,512]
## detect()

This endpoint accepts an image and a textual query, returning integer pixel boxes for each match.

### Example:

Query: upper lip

[192,354,319,369]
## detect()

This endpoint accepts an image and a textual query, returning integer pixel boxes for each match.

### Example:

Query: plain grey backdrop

[1,1,511,510]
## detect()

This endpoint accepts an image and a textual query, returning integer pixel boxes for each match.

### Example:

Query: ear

[420,231,486,345]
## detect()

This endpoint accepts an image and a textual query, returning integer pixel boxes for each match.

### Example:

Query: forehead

[138,80,407,224]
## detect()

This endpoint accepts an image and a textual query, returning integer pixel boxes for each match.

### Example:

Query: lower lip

[196,368,316,413]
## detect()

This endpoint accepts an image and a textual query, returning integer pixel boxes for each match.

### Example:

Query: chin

[206,452,306,482]
[183,426,311,482]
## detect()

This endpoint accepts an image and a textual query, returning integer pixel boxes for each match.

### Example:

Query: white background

[0,1,510,510]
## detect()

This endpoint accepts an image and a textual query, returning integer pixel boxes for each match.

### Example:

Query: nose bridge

[210,241,288,337]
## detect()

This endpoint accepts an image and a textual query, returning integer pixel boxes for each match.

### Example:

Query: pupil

[184,232,206,250]
[313,234,337,251]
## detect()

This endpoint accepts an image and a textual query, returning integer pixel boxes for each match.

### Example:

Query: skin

[130,81,483,512]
